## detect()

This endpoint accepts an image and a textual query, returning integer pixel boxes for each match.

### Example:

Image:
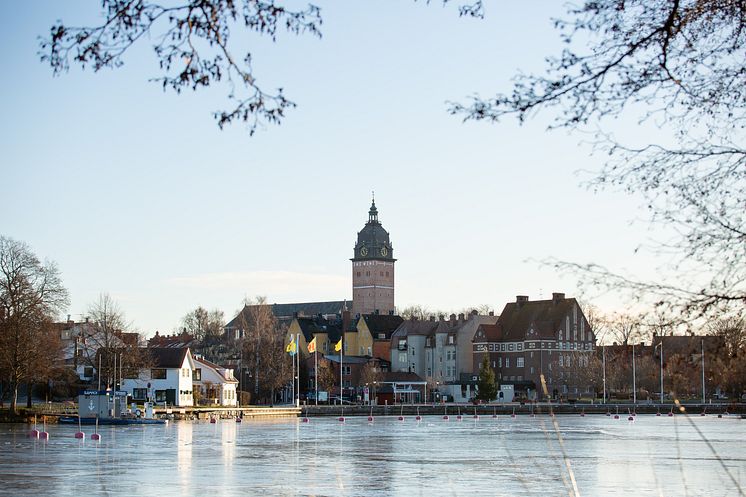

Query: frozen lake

[1,414,744,496]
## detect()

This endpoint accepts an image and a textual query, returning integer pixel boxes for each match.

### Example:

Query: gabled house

[121,347,196,407]
[473,293,596,400]
[357,314,404,361]
[193,356,239,407]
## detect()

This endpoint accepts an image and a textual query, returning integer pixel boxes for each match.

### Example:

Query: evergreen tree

[476,354,497,402]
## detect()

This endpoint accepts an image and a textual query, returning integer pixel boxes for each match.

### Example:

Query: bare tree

[237,296,290,404]
[450,1,746,322]
[315,358,336,393]
[605,313,642,346]
[181,306,224,342]
[0,236,68,413]
[83,293,146,389]
[359,361,383,388]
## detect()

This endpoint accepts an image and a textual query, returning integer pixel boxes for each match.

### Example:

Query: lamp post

[701,338,706,404]
[602,345,607,404]
[655,341,663,404]
[632,343,637,405]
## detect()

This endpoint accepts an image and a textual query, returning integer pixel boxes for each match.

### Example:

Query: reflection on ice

[0,415,744,496]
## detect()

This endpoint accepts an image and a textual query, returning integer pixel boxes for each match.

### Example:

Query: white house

[121,347,195,407]
[193,356,239,407]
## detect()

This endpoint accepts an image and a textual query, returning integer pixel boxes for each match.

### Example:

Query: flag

[307,336,317,353]
[334,338,342,352]
[286,337,297,355]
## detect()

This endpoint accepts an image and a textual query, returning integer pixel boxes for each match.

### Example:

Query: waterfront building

[389,311,498,402]
[193,356,239,407]
[121,347,196,407]
[473,293,596,400]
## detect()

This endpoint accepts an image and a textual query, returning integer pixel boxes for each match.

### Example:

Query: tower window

[386,271,389,277]
[356,272,361,277]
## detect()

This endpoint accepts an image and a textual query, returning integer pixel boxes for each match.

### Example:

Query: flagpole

[314,349,318,406]
[340,336,343,405]
[295,333,300,407]
[291,338,295,406]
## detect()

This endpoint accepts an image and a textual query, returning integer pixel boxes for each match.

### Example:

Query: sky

[0,1,667,336]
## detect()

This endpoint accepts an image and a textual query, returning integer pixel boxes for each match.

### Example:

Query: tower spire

[368,192,378,223]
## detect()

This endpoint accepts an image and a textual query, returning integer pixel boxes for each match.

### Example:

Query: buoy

[398,416,405,421]
[40,431,49,440]
[606,411,611,417]
[29,429,40,439]
[302,417,310,423]
[210,417,217,424]
[627,416,634,421]
[656,410,661,417]
[338,416,346,423]
[236,417,242,423]
[415,415,422,421]
[456,415,463,421]
[74,431,85,439]
[442,415,449,421]
[367,416,374,422]
[717,414,723,418]
[668,412,674,417]
[613,414,620,419]
[91,433,101,441]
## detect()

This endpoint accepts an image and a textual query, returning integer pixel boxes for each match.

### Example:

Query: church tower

[351,198,396,316]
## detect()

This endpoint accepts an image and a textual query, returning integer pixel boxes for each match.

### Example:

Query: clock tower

[351,198,396,316]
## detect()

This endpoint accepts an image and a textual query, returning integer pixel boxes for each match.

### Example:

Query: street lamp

[655,341,663,404]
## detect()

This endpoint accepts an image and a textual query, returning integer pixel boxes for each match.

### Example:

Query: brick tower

[351,198,396,316]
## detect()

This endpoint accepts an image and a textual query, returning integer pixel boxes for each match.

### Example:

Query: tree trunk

[9,376,18,414]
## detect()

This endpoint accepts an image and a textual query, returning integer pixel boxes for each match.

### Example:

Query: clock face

[360,247,368,257]
[380,247,388,257]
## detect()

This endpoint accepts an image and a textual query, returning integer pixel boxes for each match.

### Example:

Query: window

[343,366,351,375]
[366,271,370,276]
[192,368,201,381]
[448,336,454,344]
[133,388,147,400]
[386,271,389,277]
[356,272,361,277]
[380,271,384,276]
[517,343,523,351]
[505,357,510,368]
[399,352,407,363]
[378,333,386,339]
[517,357,524,368]
[559,356,564,367]
[83,367,94,378]
[151,368,167,379]
[398,339,407,350]
[530,367,535,374]
[498,357,502,368]
[155,390,166,402]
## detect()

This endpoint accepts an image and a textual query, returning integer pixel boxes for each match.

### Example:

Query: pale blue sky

[1,1,662,335]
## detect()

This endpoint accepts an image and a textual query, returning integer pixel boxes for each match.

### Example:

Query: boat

[59,415,166,425]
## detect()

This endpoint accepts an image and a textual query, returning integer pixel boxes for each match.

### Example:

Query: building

[473,293,596,400]
[389,311,498,402]
[193,356,239,407]
[357,313,404,361]
[121,347,196,407]
[351,198,396,317]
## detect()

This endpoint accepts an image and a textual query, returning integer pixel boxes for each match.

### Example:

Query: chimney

[471,310,478,317]
[439,314,445,321]
[458,313,465,321]
[375,309,380,315]
[516,296,529,307]
[67,314,72,323]
[389,310,394,315]
[552,292,565,304]
[342,310,351,332]
[488,311,494,316]
[429,316,435,322]
[449,314,456,324]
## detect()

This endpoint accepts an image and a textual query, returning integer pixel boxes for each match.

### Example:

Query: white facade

[193,357,239,407]
[121,349,195,407]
